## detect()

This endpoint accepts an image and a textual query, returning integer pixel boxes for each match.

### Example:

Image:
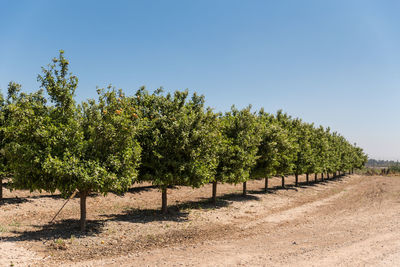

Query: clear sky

[1,0,399,160]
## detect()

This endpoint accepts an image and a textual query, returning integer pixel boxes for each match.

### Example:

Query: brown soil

[1,174,400,266]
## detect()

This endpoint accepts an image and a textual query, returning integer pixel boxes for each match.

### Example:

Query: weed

[55,238,65,245]
[51,238,68,250]
[8,221,20,227]
[0,224,8,233]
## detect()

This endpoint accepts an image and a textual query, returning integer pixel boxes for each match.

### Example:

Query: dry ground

[1,174,400,266]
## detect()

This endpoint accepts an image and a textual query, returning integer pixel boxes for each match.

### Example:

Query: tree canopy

[2,51,368,229]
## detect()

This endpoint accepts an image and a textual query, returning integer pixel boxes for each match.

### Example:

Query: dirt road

[1,174,400,266]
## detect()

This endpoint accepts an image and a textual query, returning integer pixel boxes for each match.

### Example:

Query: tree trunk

[212,181,217,205]
[281,176,285,188]
[242,181,247,196]
[80,191,87,232]
[264,177,268,192]
[321,173,324,182]
[306,173,309,185]
[162,187,168,214]
[327,173,330,179]
[295,174,298,187]
[314,173,317,183]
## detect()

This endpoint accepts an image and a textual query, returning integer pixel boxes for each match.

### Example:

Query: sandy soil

[1,174,400,266]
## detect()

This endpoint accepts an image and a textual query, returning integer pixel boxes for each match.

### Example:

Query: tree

[309,126,328,182]
[274,110,298,188]
[327,131,341,179]
[250,110,280,192]
[212,106,262,202]
[0,82,24,200]
[302,123,318,184]
[292,119,314,186]
[337,135,351,176]
[5,51,141,230]
[351,144,367,173]
[136,88,219,213]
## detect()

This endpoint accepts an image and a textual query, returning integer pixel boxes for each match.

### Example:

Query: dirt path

[0,241,39,267]
[1,174,400,266]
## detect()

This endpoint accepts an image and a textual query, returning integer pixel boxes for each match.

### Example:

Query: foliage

[5,51,141,229]
[274,110,298,176]
[0,82,23,199]
[2,50,368,221]
[214,106,262,184]
[251,110,283,179]
[136,88,219,189]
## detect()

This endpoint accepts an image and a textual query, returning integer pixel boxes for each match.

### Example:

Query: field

[1,174,400,266]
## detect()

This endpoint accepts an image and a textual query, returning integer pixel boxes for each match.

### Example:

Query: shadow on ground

[1,175,347,242]
[0,197,31,206]
[2,219,103,242]
[102,191,261,224]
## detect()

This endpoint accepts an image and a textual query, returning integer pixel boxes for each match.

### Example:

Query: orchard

[0,51,367,231]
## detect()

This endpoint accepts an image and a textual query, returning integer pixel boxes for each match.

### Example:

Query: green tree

[351,144,367,173]
[250,110,281,191]
[327,131,341,178]
[5,51,141,230]
[275,110,298,188]
[212,106,262,203]
[309,126,328,182]
[292,119,314,186]
[303,123,319,184]
[301,122,317,185]
[0,82,22,200]
[136,88,219,213]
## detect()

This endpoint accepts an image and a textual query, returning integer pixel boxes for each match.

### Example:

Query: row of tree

[0,52,367,231]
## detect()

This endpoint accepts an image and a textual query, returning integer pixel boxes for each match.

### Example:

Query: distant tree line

[0,51,368,231]
[366,159,400,167]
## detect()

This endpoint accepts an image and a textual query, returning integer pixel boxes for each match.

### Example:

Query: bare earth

[1,174,400,266]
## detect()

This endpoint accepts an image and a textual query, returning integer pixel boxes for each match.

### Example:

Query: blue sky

[1,0,400,160]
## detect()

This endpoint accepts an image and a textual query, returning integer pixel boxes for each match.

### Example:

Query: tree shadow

[102,191,261,225]
[271,184,299,191]
[0,175,353,242]
[124,184,158,195]
[248,184,300,194]
[322,176,345,183]
[0,197,31,205]
[218,192,260,202]
[2,184,160,202]
[1,219,103,243]
[25,194,65,200]
[102,207,190,224]
[248,177,342,194]
[297,181,319,188]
